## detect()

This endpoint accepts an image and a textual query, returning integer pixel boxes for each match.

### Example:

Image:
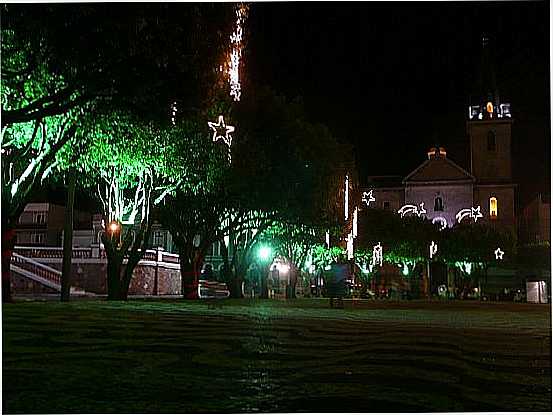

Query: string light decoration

[347,232,354,260]
[430,241,438,259]
[362,190,376,206]
[455,206,483,223]
[170,101,177,126]
[325,231,330,248]
[353,207,358,238]
[494,247,505,260]
[398,202,426,218]
[344,174,349,221]
[372,242,383,267]
[228,3,249,102]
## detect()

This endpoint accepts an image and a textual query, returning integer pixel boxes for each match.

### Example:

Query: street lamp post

[257,245,272,299]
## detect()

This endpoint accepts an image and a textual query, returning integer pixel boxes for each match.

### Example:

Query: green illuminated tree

[77,111,182,300]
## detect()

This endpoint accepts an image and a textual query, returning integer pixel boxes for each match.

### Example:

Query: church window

[434,196,444,212]
[489,197,498,219]
[487,130,496,151]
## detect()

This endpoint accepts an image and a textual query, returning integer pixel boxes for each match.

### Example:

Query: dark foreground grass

[3,299,551,413]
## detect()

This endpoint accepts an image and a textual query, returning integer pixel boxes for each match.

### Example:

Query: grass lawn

[2,298,551,413]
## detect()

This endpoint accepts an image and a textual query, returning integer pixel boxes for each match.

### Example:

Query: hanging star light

[494,248,504,260]
[430,241,438,259]
[398,202,426,218]
[362,190,376,206]
[208,115,235,147]
[456,206,483,223]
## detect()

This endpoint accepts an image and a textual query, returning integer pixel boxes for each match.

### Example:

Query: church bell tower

[467,35,513,183]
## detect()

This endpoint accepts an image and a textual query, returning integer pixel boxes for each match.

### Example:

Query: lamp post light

[257,245,273,298]
[107,220,121,246]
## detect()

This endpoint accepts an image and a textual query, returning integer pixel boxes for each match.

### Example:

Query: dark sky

[246,2,550,205]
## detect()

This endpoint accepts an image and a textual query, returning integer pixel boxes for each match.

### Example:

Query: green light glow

[258,246,272,261]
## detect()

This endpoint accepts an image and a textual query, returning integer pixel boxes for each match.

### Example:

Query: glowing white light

[324,264,332,271]
[398,202,426,218]
[170,101,177,126]
[372,242,383,267]
[432,216,448,230]
[325,231,330,248]
[456,206,483,223]
[208,115,235,146]
[228,4,249,102]
[347,232,354,260]
[344,174,349,221]
[362,190,375,206]
[430,241,438,259]
[402,263,409,276]
[494,247,504,260]
[277,263,290,274]
[353,207,358,238]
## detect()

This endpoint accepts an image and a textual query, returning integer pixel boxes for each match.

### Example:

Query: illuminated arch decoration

[398,202,426,218]
[430,241,438,259]
[456,206,483,223]
[362,190,376,206]
[432,216,448,230]
[494,248,504,260]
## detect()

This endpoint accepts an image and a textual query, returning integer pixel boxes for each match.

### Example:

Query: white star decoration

[494,248,504,260]
[208,115,235,147]
[362,190,376,206]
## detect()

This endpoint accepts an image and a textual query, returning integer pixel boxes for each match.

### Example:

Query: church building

[364,36,516,236]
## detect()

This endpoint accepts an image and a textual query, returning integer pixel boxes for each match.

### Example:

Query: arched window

[489,197,498,219]
[434,196,444,211]
[487,130,496,151]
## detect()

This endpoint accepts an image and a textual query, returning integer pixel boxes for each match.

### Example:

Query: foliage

[439,223,515,268]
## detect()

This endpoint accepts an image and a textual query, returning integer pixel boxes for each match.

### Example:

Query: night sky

[246,2,550,206]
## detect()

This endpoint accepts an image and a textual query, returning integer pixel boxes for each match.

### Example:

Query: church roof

[403,154,475,184]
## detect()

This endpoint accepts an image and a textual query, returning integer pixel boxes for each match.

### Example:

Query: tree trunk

[2,228,16,303]
[106,252,123,300]
[179,248,196,299]
[61,167,76,302]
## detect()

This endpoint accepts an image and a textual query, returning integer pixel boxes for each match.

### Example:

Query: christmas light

[362,190,375,206]
[347,232,354,260]
[325,231,330,248]
[402,263,409,276]
[494,247,504,260]
[430,241,438,259]
[228,3,249,102]
[170,101,177,126]
[455,206,483,223]
[344,174,349,220]
[432,216,448,230]
[372,242,383,267]
[398,202,426,218]
[353,207,358,238]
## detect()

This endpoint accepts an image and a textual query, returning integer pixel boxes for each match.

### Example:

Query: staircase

[11,253,86,295]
